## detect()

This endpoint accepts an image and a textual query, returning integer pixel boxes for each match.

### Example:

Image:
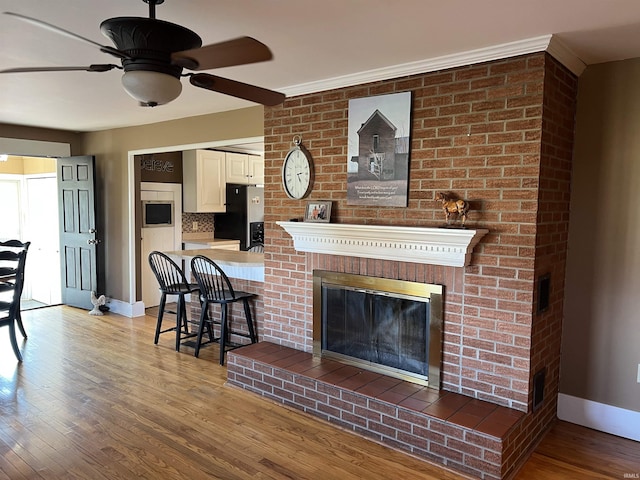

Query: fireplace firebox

[313,270,443,388]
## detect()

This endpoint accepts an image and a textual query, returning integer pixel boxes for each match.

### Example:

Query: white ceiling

[2,0,640,133]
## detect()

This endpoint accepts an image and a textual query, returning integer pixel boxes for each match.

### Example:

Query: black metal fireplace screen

[313,271,443,388]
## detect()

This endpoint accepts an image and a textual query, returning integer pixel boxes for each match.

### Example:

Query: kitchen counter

[165,248,264,282]
[182,233,240,250]
[182,233,218,242]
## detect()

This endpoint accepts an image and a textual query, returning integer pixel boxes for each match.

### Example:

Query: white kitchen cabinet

[248,156,265,185]
[183,150,226,212]
[225,152,264,185]
[140,183,182,308]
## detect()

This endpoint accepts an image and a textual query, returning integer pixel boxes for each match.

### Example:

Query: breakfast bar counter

[164,249,264,282]
[165,248,265,345]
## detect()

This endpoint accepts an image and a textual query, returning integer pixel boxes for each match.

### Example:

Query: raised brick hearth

[228,342,525,479]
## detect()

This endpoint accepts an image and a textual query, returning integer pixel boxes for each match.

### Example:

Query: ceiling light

[121,70,182,107]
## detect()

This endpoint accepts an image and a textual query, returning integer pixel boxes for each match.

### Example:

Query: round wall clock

[282,136,314,199]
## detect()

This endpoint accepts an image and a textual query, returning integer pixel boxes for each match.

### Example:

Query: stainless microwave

[142,200,174,227]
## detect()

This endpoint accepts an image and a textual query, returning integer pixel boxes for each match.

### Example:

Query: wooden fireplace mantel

[276,221,488,267]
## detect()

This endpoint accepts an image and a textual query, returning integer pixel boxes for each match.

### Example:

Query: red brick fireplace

[227,52,577,479]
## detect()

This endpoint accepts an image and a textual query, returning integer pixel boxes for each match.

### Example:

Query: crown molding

[546,36,587,76]
[282,34,585,98]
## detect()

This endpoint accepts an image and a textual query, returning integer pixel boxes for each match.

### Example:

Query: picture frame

[304,201,332,223]
[347,91,411,207]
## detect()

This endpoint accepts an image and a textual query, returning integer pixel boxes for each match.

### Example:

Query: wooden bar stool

[148,251,199,351]
[190,255,257,365]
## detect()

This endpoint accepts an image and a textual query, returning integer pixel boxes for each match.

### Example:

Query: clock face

[282,147,313,199]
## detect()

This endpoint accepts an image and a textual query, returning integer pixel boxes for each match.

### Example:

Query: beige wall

[81,106,264,303]
[0,156,57,174]
[561,58,640,412]
[23,156,57,174]
[0,156,25,175]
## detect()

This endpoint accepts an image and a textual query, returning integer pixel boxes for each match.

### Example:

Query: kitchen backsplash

[182,212,215,234]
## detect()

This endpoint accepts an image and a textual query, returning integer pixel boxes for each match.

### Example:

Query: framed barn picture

[347,91,411,207]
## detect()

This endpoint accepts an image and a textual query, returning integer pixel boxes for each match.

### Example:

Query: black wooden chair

[0,240,31,339]
[190,255,258,365]
[0,241,31,362]
[148,251,199,352]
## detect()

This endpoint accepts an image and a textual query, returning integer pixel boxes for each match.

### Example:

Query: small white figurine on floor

[89,291,106,316]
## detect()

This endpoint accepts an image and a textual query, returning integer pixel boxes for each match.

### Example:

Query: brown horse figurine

[435,192,469,226]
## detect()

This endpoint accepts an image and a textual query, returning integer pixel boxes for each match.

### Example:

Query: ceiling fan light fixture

[3,4,283,109]
[121,70,182,106]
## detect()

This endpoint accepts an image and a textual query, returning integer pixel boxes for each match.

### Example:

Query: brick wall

[513,55,578,462]
[261,53,576,417]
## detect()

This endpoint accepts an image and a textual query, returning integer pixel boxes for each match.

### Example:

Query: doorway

[127,136,264,311]
[0,156,62,310]
[24,175,62,307]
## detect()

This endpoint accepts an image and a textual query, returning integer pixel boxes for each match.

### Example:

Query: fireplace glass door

[313,271,443,387]
[323,285,430,377]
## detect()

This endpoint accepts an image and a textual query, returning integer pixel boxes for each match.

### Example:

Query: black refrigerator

[214,184,264,251]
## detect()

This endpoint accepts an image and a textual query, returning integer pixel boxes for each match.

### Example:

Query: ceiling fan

[1,0,285,107]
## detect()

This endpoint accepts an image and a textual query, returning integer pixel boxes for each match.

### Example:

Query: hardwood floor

[0,306,638,479]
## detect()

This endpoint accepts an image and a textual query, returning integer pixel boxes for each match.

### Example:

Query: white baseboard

[107,299,146,318]
[557,393,640,441]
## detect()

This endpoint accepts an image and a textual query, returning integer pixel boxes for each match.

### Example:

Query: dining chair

[148,251,199,352]
[0,240,31,339]
[190,255,257,365]
[0,242,30,362]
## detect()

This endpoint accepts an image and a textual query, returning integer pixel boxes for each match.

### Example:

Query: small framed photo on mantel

[304,201,332,223]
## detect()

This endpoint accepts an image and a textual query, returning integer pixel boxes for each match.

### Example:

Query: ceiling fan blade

[190,73,285,106]
[172,37,273,71]
[0,64,119,74]
[3,12,129,60]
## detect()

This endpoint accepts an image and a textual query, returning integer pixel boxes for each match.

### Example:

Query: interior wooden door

[57,156,101,310]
